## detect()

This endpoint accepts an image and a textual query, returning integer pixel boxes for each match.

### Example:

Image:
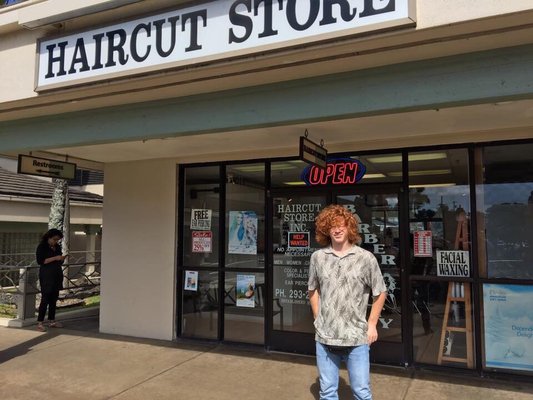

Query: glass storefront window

[272,194,327,333]
[224,272,265,344]
[176,143,533,372]
[475,143,533,279]
[412,281,474,368]
[181,163,267,343]
[182,166,220,268]
[225,164,265,269]
[409,149,471,277]
[356,153,403,183]
[408,149,475,369]
[337,192,402,343]
[270,160,307,188]
[182,270,218,339]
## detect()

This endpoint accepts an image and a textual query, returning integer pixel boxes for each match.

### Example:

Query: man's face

[329,219,349,246]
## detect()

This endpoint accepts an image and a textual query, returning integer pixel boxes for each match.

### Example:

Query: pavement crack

[106,348,214,400]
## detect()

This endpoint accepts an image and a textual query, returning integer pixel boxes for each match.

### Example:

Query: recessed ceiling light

[283,181,307,186]
[389,169,451,177]
[409,183,456,188]
[362,173,386,179]
[367,153,447,164]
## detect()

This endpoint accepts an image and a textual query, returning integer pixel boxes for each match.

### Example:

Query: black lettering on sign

[229,0,253,43]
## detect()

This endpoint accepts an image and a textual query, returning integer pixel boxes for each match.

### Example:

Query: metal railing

[0,251,101,320]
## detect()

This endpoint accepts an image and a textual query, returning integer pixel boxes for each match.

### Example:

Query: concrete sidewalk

[1,324,532,400]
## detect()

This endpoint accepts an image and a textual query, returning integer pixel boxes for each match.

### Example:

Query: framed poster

[236,274,255,308]
[484,284,533,371]
[228,211,257,255]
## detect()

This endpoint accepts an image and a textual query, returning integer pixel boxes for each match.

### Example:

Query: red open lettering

[306,160,361,186]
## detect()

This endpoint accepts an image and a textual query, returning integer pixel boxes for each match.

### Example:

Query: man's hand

[309,289,320,320]
[367,291,387,345]
[367,324,379,344]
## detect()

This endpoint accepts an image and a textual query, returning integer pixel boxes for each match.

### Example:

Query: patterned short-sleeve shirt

[308,245,387,346]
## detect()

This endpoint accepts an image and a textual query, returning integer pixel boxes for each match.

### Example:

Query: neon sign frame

[301,158,366,186]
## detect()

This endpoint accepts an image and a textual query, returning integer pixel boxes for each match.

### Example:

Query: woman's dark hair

[40,228,64,244]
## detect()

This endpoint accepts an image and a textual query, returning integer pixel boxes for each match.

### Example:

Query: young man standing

[308,205,387,400]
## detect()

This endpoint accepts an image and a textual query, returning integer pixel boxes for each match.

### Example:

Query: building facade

[0,0,532,378]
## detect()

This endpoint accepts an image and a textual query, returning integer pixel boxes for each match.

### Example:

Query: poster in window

[184,270,198,291]
[236,274,255,308]
[414,230,432,257]
[484,284,533,371]
[192,231,212,253]
[436,250,470,277]
[228,211,257,255]
[190,209,212,230]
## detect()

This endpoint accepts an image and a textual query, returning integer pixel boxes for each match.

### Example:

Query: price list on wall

[414,230,432,257]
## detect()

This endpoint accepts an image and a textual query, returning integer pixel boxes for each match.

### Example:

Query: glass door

[335,188,404,364]
[269,186,404,364]
[270,193,328,353]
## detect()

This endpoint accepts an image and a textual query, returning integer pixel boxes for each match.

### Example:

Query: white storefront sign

[436,250,470,277]
[36,0,415,90]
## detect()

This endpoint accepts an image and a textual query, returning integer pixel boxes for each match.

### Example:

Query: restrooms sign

[36,0,415,90]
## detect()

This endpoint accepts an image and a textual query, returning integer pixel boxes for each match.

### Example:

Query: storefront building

[1,0,532,378]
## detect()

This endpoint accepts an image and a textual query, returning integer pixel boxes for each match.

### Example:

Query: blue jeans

[316,341,372,400]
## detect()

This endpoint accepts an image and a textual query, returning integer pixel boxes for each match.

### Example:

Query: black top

[36,241,64,293]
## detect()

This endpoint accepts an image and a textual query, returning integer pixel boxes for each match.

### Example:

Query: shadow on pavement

[2,313,533,398]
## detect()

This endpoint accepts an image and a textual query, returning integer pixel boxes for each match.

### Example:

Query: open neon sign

[301,158,366,186]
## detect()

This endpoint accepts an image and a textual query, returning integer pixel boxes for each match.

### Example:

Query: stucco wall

[100,159,176,340]
[417,0,533,28]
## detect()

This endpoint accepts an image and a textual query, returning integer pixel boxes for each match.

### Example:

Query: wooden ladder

[437,209,473,368]
[437,282,474,367]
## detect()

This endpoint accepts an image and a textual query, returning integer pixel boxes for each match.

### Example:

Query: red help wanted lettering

[288,232,309,248]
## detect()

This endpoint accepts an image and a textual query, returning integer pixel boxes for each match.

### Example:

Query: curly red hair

[315,204,360,246]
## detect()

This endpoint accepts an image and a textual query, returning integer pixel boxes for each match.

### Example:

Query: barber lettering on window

[308,205,387,400]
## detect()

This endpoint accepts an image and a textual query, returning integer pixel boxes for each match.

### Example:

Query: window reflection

[182,270,218,339]
[412,281,474,368]
[272,195,326,333]
[409,149,471,276]
[408,149,475,369]
[224,272,265,344]
[225,164,265,269]
[338,193,402,343]
[476,143,533,279]
[183,166,220,268]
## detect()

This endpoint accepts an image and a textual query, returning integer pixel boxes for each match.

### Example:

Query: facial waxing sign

[36,0,415,90]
